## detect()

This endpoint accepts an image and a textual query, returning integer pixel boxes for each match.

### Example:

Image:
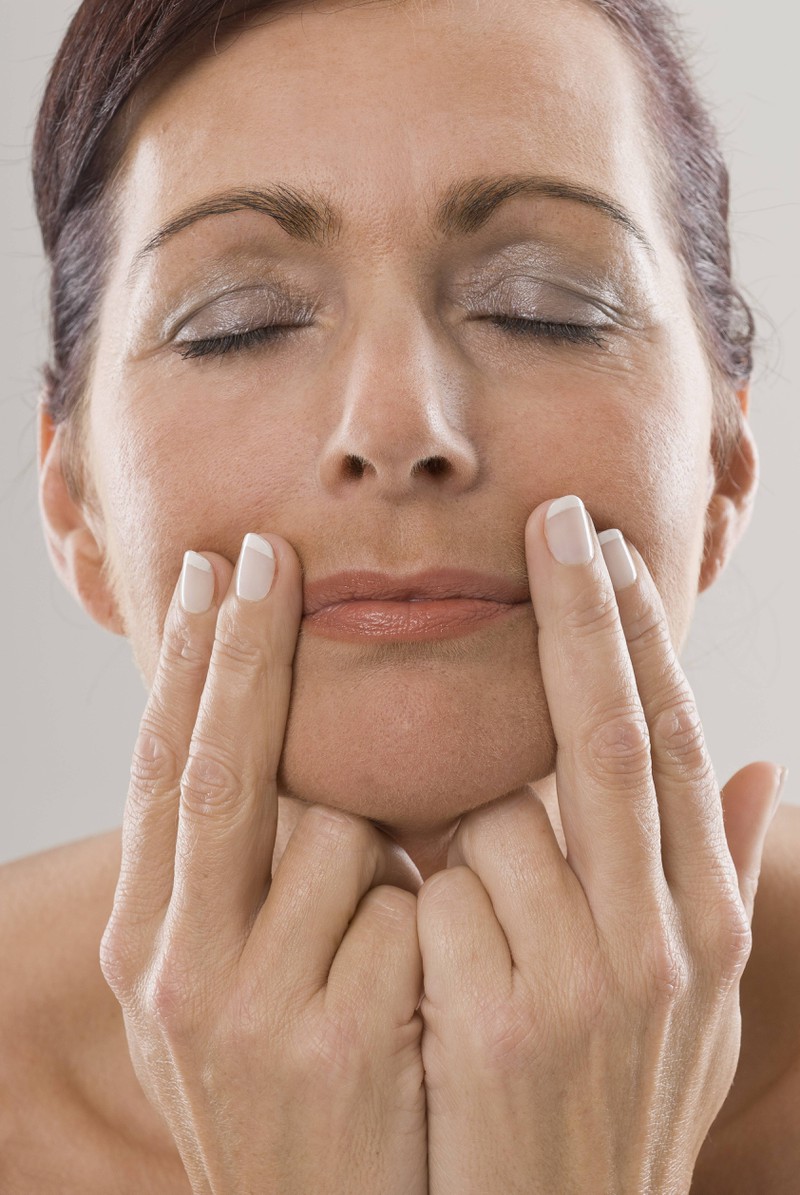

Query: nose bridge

[316,267,481,497]
[349,277,439,418]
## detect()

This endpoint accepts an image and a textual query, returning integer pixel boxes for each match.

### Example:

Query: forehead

[113,0,666,263]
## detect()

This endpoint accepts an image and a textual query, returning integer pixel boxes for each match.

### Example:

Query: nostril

[415,456,450,478]
[346,454,367,478]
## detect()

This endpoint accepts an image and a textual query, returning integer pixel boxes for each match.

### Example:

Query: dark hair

[33,0,754,507]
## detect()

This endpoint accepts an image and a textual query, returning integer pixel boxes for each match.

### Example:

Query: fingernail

[545,495,594,565]
[179,551,215,614]
[598,529,637,591]
[235,533,276,602]
[770,766,789,823]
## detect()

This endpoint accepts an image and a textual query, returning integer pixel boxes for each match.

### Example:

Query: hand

[416,495,783,1195]
[100,533,427,1195]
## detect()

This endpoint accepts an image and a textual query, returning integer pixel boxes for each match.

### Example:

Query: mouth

[302,568,531,643]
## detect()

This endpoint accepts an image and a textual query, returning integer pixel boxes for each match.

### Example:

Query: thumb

[720,761,787,925]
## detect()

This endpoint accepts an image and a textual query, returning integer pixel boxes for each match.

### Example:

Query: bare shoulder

[0,830,189,1192]
[0,828,122,1022]
[692,800,800,1193]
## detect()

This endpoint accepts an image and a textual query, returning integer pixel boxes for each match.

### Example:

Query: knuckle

[562,585,620,638]
[581,709,652,782]
[301,803,369,849]
[213,618,272,675]
[147,951,203,1038]
[418,865,470,914]
[99,914,139,998]
[699,894,753,985]
[160,612,210,672]
[622,597,670,653]
[360,884,417,925]
[640,926,690,1004]
[129,723,181,797]
[181,743,243,816]
[652,700,712,780]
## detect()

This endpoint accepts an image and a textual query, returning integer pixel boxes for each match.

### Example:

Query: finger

[596,531,735,905]
[326,885,423,1033]
[720,762,785,924]
[116,550,230,930]
[168,532,303,957]
[248,805,423,1009]
[416,864,512,1018]
[443,786,590,978]
[524,496,666,931]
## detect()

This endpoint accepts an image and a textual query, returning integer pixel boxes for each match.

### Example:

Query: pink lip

[303,567,531,615]
[302,568,531,643]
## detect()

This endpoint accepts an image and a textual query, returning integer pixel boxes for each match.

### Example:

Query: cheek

[497,369,710,643]
[89,389,259,684]
[94,374,320,685]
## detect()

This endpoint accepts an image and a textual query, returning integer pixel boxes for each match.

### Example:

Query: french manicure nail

[598,529,637,591]
[236,533,276,602]
[545,495,594,565]
[179,551,215,614]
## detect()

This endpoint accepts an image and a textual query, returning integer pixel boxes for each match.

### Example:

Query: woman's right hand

[100,533,427,1195]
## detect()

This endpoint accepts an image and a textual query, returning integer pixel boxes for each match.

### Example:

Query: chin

[277,619,556,832]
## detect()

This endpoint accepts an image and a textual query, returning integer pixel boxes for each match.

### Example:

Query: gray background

[1,1,797,866]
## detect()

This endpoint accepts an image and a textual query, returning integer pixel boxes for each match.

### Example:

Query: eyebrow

[127,172,655,282]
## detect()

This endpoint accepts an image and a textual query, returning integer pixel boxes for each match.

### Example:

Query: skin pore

[42,0,757,880]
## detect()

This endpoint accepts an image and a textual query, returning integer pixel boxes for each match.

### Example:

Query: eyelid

[463,271,633,324]
[167,282,316,341]
[466,288,613,328]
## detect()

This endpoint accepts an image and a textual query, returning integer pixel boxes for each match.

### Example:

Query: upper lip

[303,568,531,616]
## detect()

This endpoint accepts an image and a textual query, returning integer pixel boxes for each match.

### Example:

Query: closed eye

[176,324,299,360]
[485,315,607,347]
[175,313,607,362]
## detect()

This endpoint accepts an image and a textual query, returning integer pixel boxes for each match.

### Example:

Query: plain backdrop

[1,0,798,865]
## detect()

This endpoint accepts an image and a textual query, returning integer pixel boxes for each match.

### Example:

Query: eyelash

[177,324,295,360]
[176,316,606,360]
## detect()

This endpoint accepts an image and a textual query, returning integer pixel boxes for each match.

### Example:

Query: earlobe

[37,403,126,636]
[698,395,759,595]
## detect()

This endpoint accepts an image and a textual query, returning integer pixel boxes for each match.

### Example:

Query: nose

[316,306,480,501]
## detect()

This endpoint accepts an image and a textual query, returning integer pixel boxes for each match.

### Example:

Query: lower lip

[302,597,529,642]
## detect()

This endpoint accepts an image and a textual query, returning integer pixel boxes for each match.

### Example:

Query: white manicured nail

[545,495,594,565]
[236,533,276,602]
[598,529,637,590]
[180,551,215,614]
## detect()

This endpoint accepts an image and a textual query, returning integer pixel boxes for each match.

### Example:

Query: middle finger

[525,495,667,928]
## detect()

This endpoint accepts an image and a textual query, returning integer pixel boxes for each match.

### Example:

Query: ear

[697,387,759,595]
[38,403,126,636]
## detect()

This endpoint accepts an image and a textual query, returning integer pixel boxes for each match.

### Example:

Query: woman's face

[82,0,718,839]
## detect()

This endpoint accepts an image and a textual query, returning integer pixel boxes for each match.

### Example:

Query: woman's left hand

[416,495,784,1195]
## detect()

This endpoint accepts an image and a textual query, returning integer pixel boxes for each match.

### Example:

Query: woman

[2,0,797,1189]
